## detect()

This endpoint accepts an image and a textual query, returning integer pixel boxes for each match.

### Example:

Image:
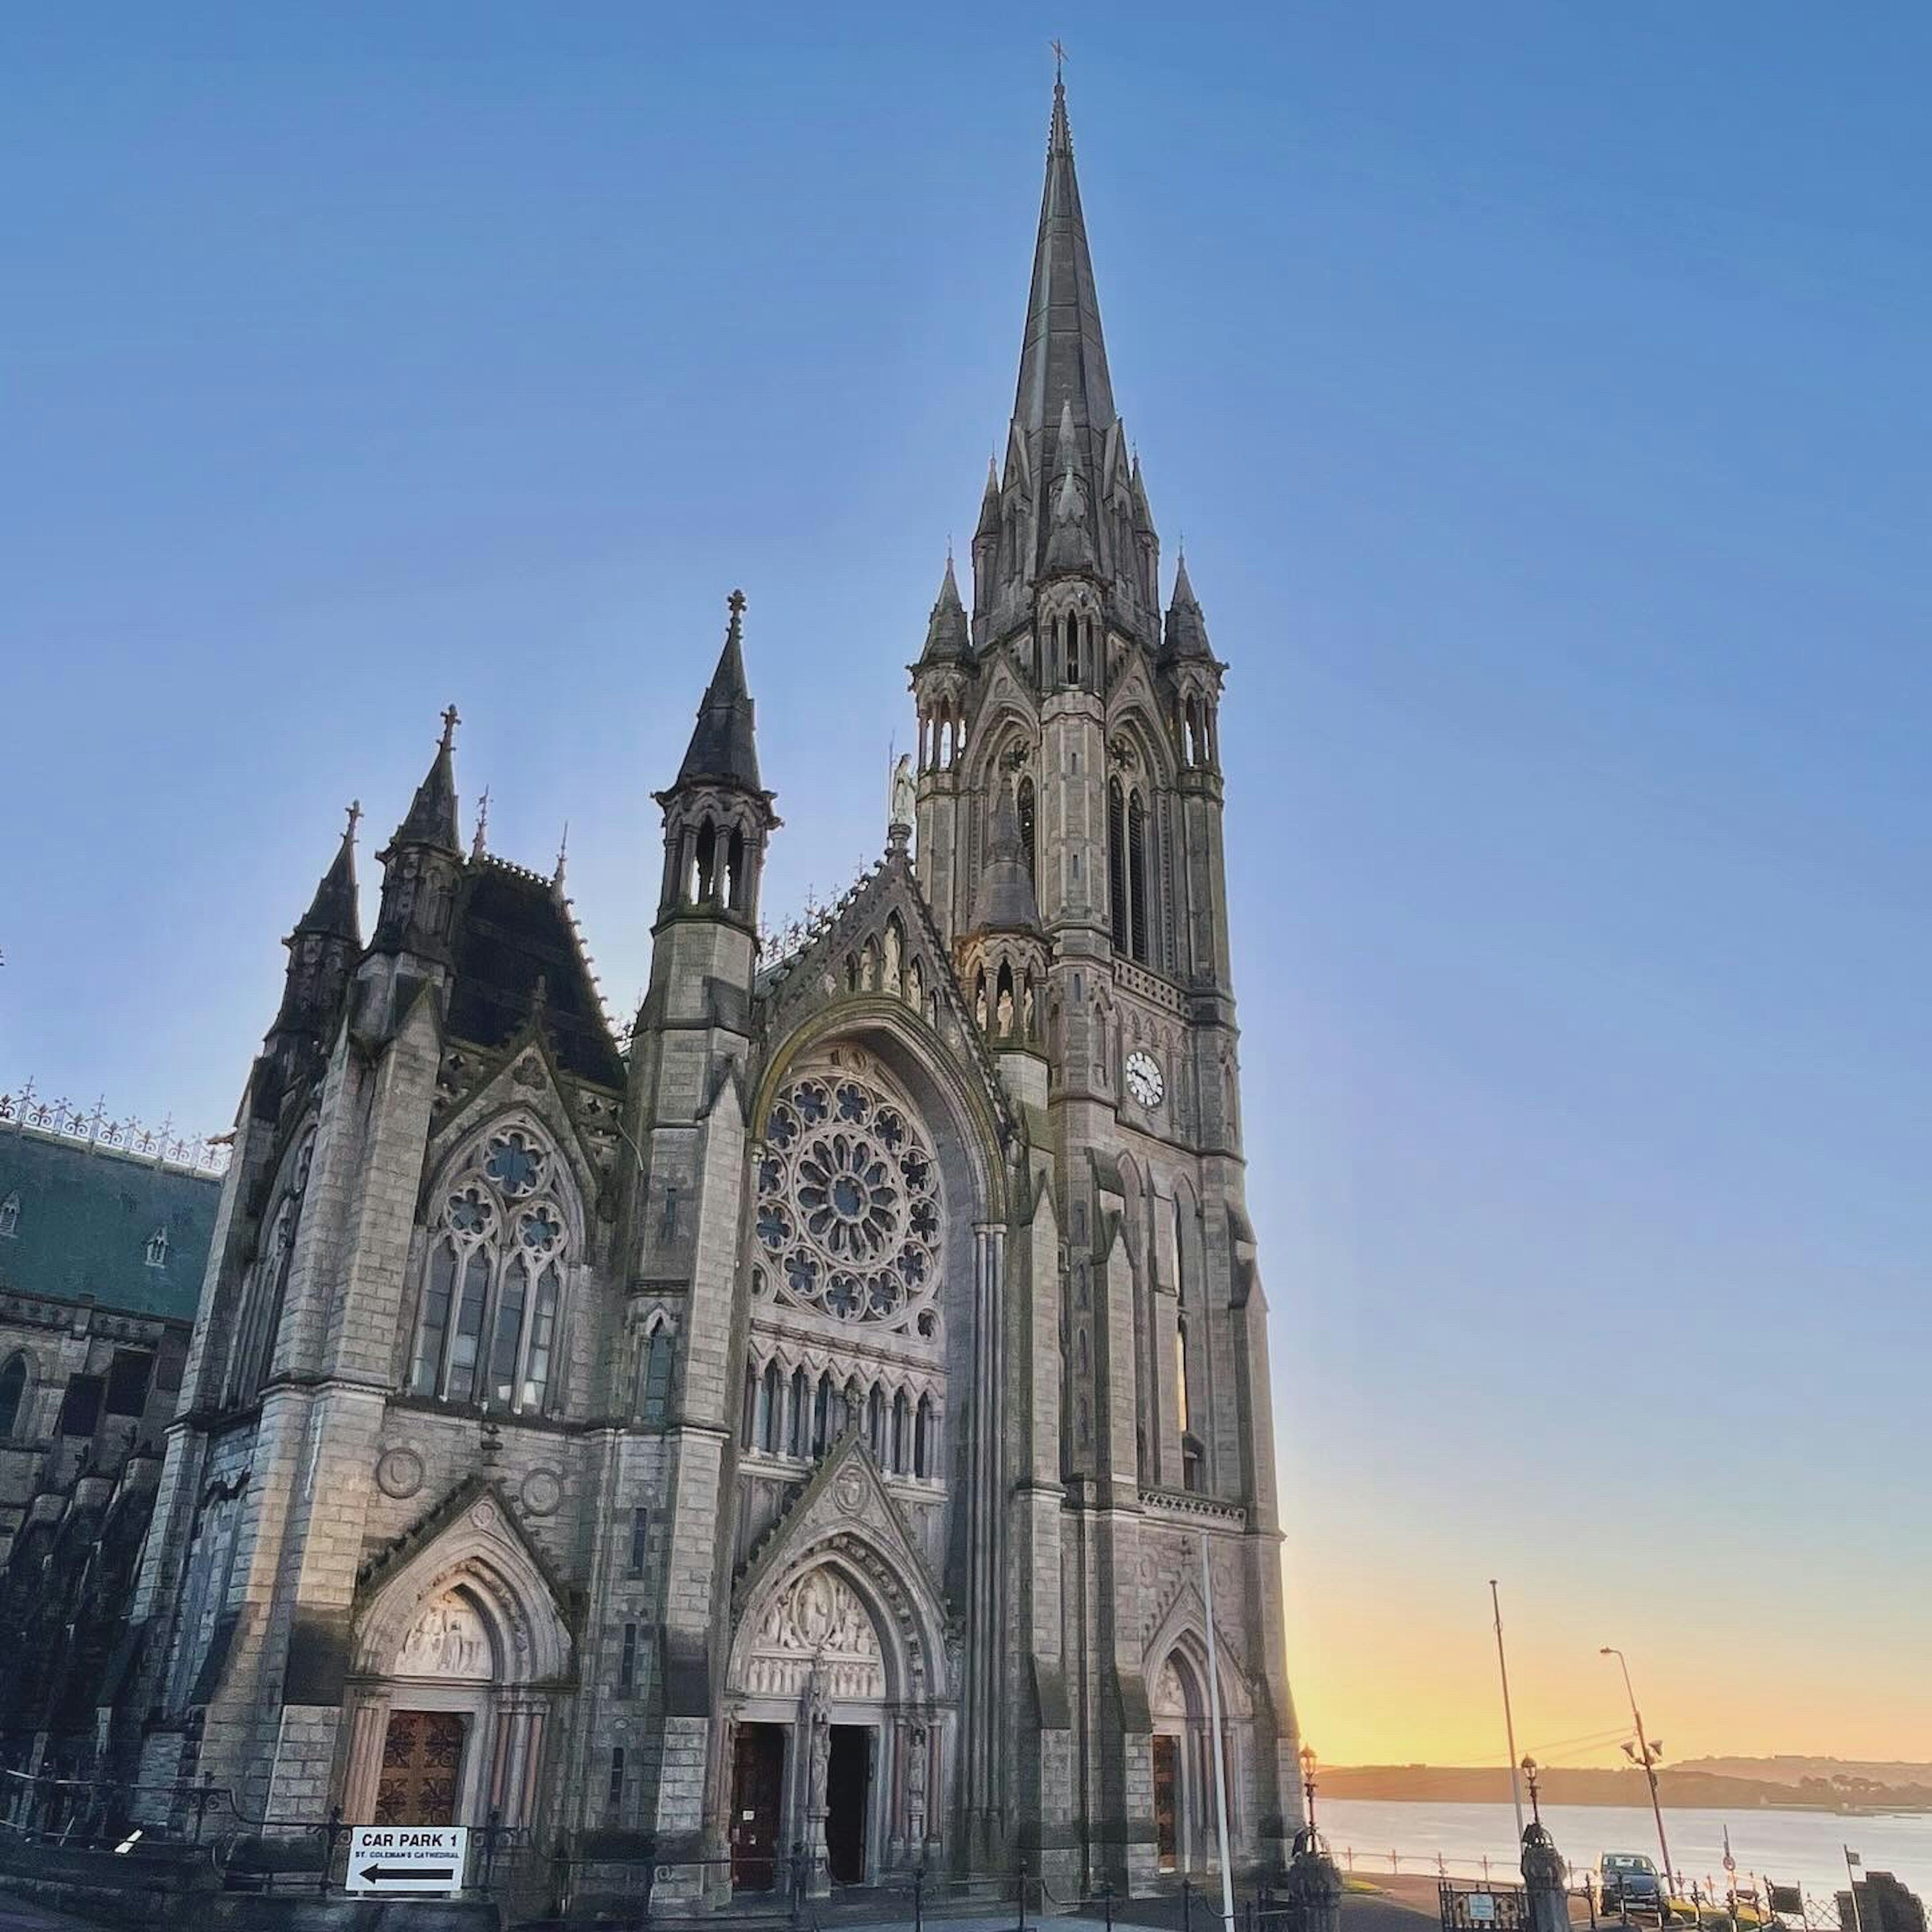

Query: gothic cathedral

[122,80,1304,1899]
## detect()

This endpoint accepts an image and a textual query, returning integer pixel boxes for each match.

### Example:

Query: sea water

[1319,1798,1932,1902]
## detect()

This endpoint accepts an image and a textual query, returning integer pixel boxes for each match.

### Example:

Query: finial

[439,703,461,751]
[471,786,491,860]
[1051,36,1067,84]
[345,799,362,842]
[726,588,747,638]
[553,821,570,888]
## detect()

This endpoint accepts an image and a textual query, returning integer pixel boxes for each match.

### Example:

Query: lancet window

[0,1353,28,1438]
[1108,778,1154,964]
[226,1126,315,1407]
[409,1122,573,1415]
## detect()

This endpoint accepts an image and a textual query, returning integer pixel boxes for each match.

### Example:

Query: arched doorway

[1151,1649,1210,1875]
[722,1540,945,1895]
[341,1494,571,1834]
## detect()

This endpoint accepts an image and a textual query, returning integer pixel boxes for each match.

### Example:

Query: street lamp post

[1600,1647,1673,1900]
[1301,1744,1319,1836]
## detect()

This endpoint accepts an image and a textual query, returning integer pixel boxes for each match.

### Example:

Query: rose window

[758,1071,942,1331]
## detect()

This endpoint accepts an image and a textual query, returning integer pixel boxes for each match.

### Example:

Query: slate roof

[446,859,625,1089]
[0,1128,218,1323]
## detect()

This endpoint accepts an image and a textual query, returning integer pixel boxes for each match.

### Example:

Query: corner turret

[655,592,778,931]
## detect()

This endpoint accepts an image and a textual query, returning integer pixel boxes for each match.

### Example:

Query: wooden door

[1152,1733,1179,1872]
[374,1710,467,1826]
[731,1724,786,1892]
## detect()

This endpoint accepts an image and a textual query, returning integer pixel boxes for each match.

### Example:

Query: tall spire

[393,705,462,853]
[1013,74,1116,508]
[295,800,363,942]
[676,590,762,792]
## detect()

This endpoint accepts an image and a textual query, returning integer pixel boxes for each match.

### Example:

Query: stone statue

[807,1668,832,1813]
[890,754,916,831]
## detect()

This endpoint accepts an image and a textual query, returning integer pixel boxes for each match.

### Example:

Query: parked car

[1599,1852,1667,1915]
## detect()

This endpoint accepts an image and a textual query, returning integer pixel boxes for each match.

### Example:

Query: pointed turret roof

[975,457,1002,539]
[1163,549,1215,661]
[391,706,462,853]
[919,554,971,663]
[1014,78,1116,496]
[970,778,1043,933]
[293,802,363,942]
[676,591,763,791]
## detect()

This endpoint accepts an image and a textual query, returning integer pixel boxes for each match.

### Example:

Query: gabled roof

[445,858,624,1088]
[756,842,1017,1152]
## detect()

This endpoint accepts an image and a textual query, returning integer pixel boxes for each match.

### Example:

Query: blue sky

[4,4,1927,1758]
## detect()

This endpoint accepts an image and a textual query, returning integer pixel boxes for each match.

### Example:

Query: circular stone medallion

[519,1468,563,1517]
[374,1446,425,1500]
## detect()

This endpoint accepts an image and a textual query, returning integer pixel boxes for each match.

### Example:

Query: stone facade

[98,79,1302,1896]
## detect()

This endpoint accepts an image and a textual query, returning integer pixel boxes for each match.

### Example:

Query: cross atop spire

[440,703,461,751]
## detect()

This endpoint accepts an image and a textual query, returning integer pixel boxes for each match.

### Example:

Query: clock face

[1125,1050,1164,1109]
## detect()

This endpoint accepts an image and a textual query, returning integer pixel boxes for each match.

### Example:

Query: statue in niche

[1023,980,1036,1039]
[882,921,902,994]
[889,754,917,832]
[996,984,1014,1037]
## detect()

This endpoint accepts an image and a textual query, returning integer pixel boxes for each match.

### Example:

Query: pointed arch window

[0,1353,27,1439]
[726,825,747,911]
[1107,780,1129,952]
[1017,777,1036,882]
[228,1129,314,1407]
[692,820,717,904]
[638,1326,674,1425]
[914,1394,935,1478]
[409,1124,572,1415]
[1128,790,1150,963]
[760,1360,782,1453]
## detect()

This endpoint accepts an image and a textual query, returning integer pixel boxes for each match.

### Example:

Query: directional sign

[346,1825,468,1893]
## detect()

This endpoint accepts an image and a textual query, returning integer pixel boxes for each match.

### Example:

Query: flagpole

[1844,1847,1866,1932]
[1201,1535,1236,1932]
[1490,1580,1525,1839]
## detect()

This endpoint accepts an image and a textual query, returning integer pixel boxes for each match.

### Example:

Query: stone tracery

[757,1070,943,1334]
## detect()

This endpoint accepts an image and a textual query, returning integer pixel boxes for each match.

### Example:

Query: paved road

[0,1893,114,1932]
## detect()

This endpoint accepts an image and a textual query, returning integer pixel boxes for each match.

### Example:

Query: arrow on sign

[359,1864,455,1885]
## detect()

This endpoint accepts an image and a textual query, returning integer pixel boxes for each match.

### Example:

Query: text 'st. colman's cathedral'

[123,79,1304,1896]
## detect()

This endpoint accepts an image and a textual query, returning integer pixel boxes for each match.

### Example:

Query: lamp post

[1520,1756,1542,1829]
[1301,1744,1319,1836]
[1600,1647,1673,1899]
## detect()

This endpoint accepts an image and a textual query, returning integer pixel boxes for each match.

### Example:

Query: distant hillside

[1322,1764,1932,1813]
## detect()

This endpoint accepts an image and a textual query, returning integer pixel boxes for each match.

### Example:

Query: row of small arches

[740,1355,940,1480]
[666,812,754,915]
[918,703,969,772]
[1180,693,1220,770]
